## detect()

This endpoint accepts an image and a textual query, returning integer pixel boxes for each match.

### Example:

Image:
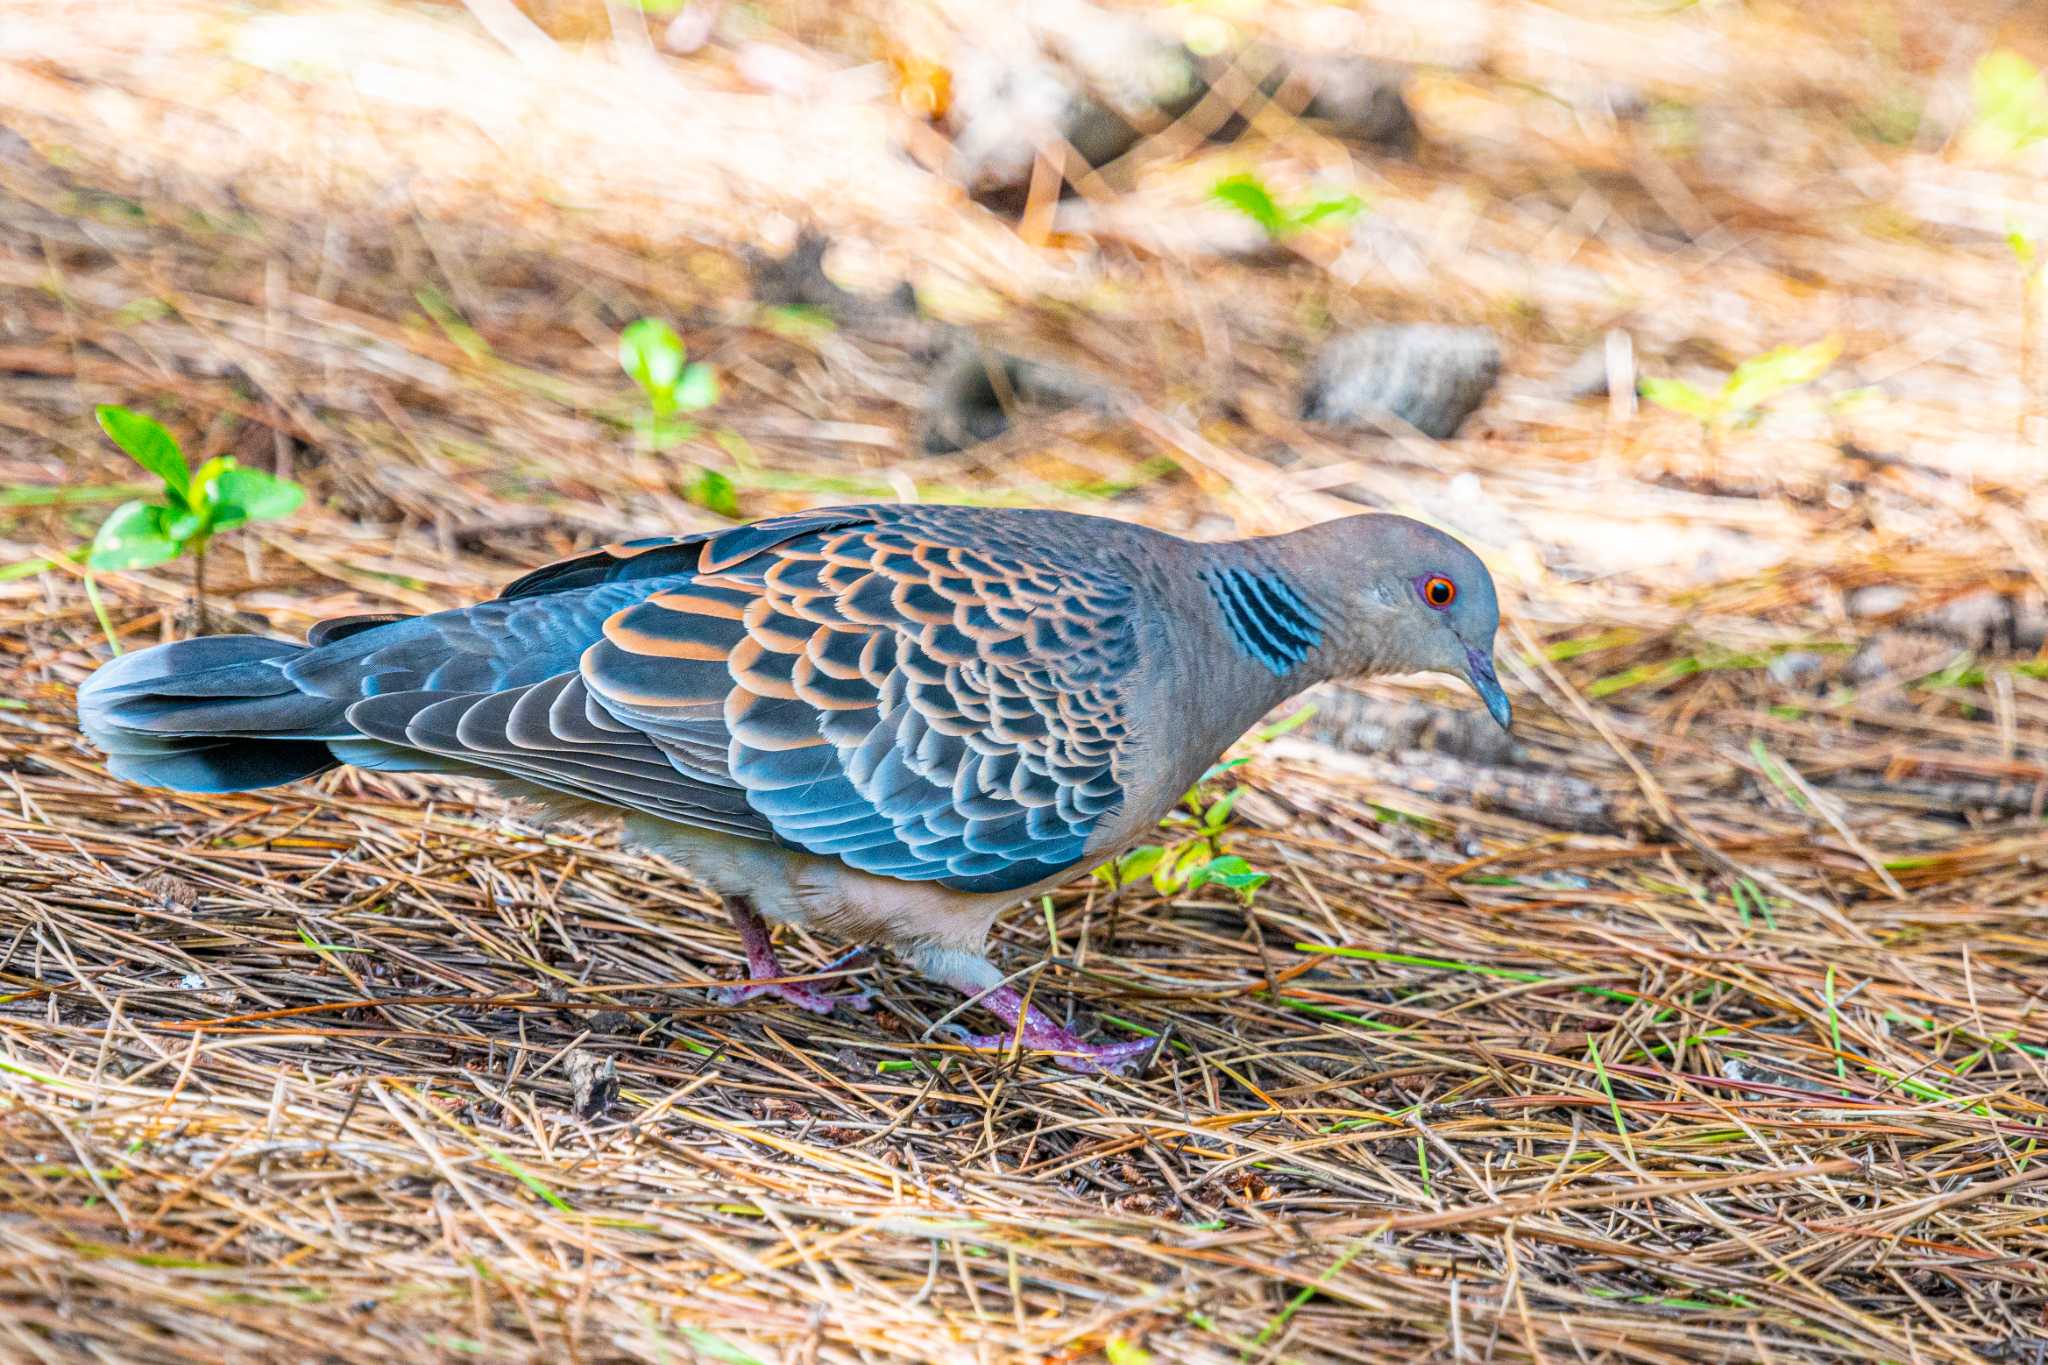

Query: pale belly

[620,814,1025,954]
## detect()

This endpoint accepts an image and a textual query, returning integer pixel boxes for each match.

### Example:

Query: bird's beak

[1463,648,1513,731]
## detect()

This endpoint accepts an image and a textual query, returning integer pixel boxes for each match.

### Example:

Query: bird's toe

[714,980,870,1015]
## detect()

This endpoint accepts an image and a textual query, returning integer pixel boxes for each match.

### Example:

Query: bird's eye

[1422,576,1456,609]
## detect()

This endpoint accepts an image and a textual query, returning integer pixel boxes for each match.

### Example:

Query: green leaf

[1109,845,1165,884]
[1255,702,1317,741]
[1970,49,2048,158]
[2009,226,2038,266]
[88,500,181,570]
[1105,1338,1154,1365]
[2009,219,2041,272]
[1155,844,1209,896]
[1288,192,1367,232]
[1118,845,1166,880]
[1210,173,1284,237]
[95,406,189,498]
[1187,854,1268,897]
[1196,756,1251,786]
[1720,335,1841,418]
[1637,376,1717,422]
[619,318,686,407]
[674,361,720,413]
[1203,785,1249,831]
[684,467,740,518]
[208,465,305,522]
[160,507,205,543]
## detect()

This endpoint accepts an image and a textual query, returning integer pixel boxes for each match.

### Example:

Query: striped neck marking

[1201,566,1323,676]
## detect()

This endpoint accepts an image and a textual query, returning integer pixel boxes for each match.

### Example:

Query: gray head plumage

[1227,514,1512,730]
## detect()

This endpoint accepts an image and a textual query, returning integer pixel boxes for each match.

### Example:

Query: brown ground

[3,1,2048,1361]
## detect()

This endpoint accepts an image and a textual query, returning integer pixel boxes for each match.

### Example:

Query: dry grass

[4,0,2048,1360]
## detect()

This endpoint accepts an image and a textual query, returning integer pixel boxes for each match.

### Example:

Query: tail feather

[77,635,344,792]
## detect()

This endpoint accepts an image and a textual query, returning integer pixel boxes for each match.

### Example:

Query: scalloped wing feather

[351,508,1140,895]
[581,515,1138,893]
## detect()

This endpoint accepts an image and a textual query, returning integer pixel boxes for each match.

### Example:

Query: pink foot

[715,899,872,1015]
[949,986,1169,1075]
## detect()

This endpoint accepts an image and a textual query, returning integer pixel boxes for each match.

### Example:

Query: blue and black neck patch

[1201,566,1324,676]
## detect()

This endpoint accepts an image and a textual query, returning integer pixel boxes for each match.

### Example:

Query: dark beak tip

[1464,646,1513,732]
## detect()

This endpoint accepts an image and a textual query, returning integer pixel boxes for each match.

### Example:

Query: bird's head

[1250,514,1512,730]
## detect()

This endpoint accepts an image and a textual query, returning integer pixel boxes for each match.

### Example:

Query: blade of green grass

[1587,1035,1634,1159]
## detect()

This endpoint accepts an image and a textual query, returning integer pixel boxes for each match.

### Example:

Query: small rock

[1278,52,1416,150]
[1766,651,1825,688]
[1926,589,2048,654]
[918,336,1120,453]
[564,1050,618,1121]
[1845,584,1913,620]
[1194,48,1415,152]
[1300,324,1501,439]
[942,1,1201,205]
[661,0,723,53]
[1846,586,2048,654]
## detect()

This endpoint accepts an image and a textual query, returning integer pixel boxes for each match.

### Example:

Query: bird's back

[78,503,1237,893]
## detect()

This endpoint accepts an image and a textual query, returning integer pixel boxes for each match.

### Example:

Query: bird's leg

[916,948,1164,1075]
[713,895,872,1015]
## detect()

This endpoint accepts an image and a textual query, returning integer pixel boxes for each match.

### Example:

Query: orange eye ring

[1422,576,1456,609]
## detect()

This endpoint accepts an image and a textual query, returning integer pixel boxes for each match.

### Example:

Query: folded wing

[350,510,1139,894]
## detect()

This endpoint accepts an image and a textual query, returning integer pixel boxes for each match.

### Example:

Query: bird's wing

[352,511,1140,893]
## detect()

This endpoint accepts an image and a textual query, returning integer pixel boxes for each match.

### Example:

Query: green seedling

[1210,172,1366,242]
[1104,1338,1153,1365]
[1963,49,2048,162]
[1093,705,1314,906]
[618,318,734,517]
[87,405,303,634]
[618,318,719,451]
[1638,336,1842,443]
[1096,776,1269,906]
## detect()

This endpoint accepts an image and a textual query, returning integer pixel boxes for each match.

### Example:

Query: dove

[78,504,1510,1072]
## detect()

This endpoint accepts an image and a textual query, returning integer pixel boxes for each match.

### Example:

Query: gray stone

[1301,324,1502,439]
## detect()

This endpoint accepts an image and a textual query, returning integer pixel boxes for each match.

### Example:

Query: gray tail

[76,635,348,793]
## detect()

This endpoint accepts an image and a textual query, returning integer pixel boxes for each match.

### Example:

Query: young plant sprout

[87,405,303,635]
[1964,49,2048,162]
[1093,705,1316,907]
[618,317,735,516]
[1210,172,1366,242]
[1638,336,1843,449]
[619,318,719,451]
